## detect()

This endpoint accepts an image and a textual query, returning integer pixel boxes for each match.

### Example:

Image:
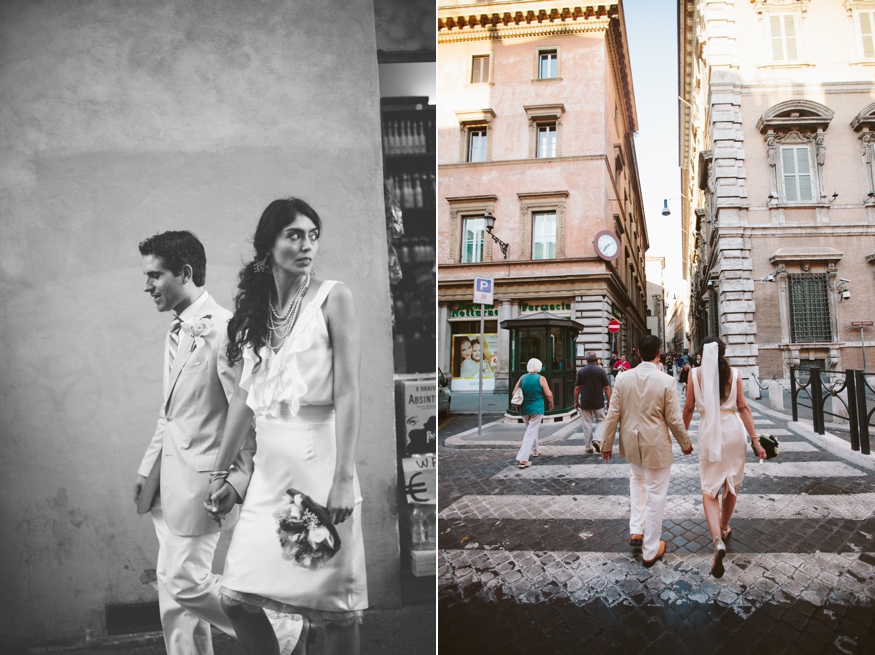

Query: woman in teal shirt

[511,358,555,469]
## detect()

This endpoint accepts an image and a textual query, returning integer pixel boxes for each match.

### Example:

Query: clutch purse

[511,387,524,407]
[273,488,342,568]
[753,434,780,459]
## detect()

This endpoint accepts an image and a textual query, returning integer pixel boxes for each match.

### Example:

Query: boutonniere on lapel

[184,315,213,351]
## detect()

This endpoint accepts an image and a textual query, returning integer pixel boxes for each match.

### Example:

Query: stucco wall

[0,0,400,645]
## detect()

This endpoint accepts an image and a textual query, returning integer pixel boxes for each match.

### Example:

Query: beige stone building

[437,0,649,392]
[646,255,668,350]
[679,0,875,380]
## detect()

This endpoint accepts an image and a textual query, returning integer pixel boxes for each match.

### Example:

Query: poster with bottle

[450,333,499,391]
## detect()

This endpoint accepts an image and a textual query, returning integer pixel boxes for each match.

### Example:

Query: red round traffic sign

[607,319,621,333]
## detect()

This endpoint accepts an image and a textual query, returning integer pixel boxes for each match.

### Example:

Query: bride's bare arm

[683,369,696,428]
[325,282,361,525]
[205,364,256,509]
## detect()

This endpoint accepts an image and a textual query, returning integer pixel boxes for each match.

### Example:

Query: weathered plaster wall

[0,0,399,645]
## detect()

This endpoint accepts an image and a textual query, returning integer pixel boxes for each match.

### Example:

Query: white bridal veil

[697,341,722,462]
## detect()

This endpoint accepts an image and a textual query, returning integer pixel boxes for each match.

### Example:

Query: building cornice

[438,5,616,42]
[678,0,696,168]
[605,3,637,133]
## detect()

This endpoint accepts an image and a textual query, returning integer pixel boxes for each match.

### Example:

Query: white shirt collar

[639,361,658,369]
[176,289,209,324]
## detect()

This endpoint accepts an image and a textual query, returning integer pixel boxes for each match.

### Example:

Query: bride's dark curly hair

[226,197,323,370]
[702,336,732,403]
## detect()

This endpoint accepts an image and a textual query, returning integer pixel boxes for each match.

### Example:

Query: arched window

[851,102,875,202]
[758,100,833,205]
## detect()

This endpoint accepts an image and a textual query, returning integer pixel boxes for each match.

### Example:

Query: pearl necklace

[261,274,310,410]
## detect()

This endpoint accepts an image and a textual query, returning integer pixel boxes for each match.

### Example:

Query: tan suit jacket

[137,292,256,536]
[600,362,691,468]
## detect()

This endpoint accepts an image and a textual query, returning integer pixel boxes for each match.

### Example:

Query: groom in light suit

[134,231,300,655]
[600,334,693,567]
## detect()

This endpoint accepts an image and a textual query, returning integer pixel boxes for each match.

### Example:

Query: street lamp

[484,211,509,259]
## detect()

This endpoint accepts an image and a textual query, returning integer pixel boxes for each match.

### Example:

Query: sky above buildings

[624,0,685,299]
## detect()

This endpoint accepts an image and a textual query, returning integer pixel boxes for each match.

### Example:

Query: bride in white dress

[206,198,367,655]
[683,337,767,578]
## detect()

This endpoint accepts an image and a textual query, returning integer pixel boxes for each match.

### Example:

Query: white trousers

[579,408,605,448]
[152,503,301,655]
[628,463,672,561]
[516,414,543,462]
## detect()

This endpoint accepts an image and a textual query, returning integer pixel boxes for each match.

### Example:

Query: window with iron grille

[789,273,832,343]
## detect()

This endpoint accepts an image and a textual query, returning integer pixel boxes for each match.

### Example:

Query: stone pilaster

[496,298,512,390]
[709,60,757,382]
[439,303,451,372]
[575,294,613,364]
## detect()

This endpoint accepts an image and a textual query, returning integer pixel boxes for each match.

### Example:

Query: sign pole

[477,305,485,436]
[472,276,494,437]
[851,322,873,373]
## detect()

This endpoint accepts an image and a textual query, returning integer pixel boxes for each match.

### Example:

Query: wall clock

[593,230,620,261]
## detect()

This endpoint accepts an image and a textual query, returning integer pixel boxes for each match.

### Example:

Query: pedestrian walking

[573,352,612,454]
[612,354,631,376]
[682,337,767,578]
[511,358,554,469]
[679,363,691,395]
[600,335,694,567]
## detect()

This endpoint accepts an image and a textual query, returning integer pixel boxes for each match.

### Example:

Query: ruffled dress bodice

[240,281,338,418]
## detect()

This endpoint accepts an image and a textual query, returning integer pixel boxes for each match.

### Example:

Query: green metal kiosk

[500,311,585,416]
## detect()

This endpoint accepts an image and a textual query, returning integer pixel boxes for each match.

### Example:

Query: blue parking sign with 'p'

[473,277,494,305]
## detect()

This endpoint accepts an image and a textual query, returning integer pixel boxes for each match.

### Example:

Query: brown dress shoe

[642,540,666,567]
[629,534,643,547]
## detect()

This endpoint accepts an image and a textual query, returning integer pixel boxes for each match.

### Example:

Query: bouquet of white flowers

[273,488,341,569]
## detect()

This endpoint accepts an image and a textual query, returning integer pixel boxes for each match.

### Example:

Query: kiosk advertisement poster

[451,333,499,391]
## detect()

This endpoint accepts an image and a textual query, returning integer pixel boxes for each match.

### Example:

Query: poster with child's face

[451,333,499,391]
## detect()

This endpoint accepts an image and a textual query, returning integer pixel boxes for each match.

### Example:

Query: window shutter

[770,15,785,61]
[471,56,489,83]
[782,147,798,201]
[861,12,875,58]
[795,147,812,201]
[783,15,798,60]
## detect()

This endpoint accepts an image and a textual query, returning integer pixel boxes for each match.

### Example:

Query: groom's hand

[601,451,612,463]
[133,474,147,504]
[203,481,240,525]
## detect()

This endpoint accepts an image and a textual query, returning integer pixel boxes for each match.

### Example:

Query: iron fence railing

[790,368,875,455]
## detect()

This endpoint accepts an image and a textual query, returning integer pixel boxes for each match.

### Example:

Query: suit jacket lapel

[163,293,217,408]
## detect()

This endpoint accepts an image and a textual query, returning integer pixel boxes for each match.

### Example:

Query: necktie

[168,316,183,372]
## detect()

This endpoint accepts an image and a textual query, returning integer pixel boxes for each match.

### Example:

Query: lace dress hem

[220,587,364,627]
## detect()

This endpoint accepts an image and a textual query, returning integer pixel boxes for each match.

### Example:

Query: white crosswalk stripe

[493,460,865,480]
[441,492,875,521]
[536,441,817,456]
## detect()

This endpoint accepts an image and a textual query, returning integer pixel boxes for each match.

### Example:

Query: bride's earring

[310,264,317,276]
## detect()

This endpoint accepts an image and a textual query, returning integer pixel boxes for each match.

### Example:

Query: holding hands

[203,477,240,526]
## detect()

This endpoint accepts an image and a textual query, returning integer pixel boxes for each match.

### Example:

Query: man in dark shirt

[574,352,612,454]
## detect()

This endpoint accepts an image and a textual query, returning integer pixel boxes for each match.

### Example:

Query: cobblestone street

[438,398,875,654]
